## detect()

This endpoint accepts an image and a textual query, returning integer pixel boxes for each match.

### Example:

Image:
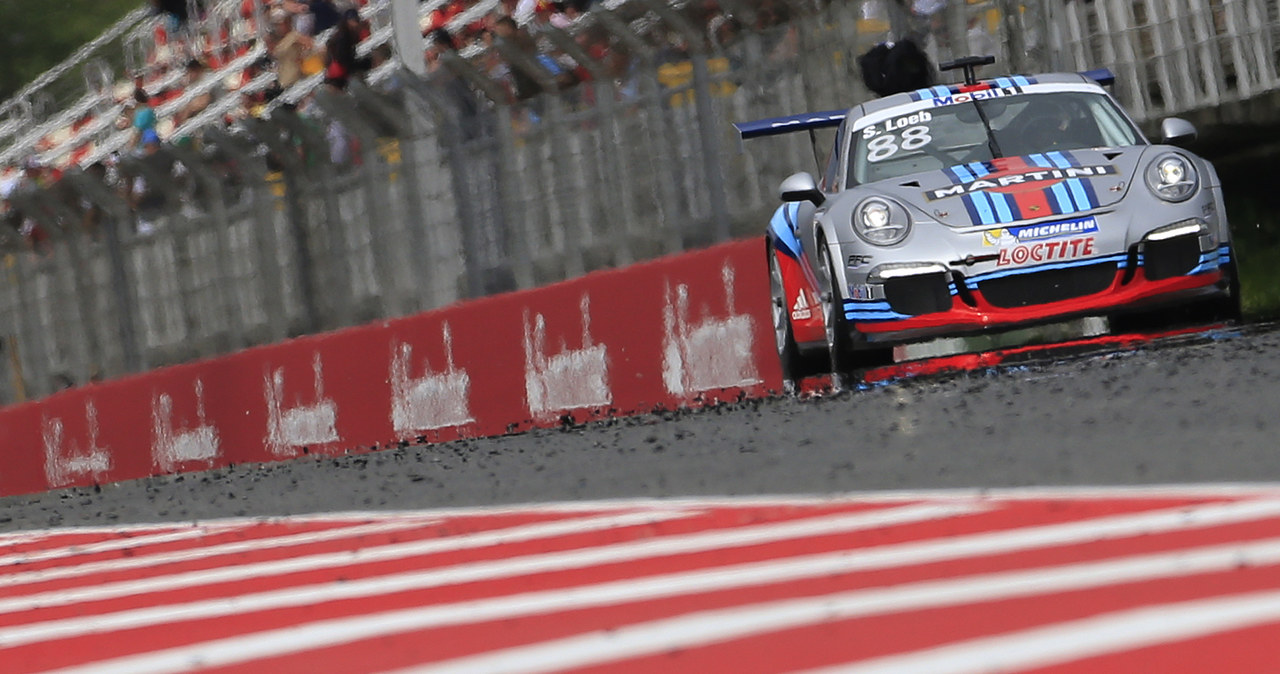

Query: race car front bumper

[845,244,1232,345]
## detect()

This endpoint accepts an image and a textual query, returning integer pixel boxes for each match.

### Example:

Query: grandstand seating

[0,0,799,177]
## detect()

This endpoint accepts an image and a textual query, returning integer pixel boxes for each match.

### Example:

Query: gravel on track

[3,323,1278,532]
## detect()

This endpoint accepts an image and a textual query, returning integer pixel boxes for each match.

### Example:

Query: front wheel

[817,239,857,387]
[1211,258,1244,324]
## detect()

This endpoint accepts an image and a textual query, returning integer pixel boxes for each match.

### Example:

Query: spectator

[369,44,403,96]
[426,28,483,140]
[128,130,166,235]
[283,0,342,35]
[79,163,108,238]
[323,8,370,90]
[425,0,468,33]
[269,7,314,91]
[10,157,53,250]
[491,16,542,100]
[173,59,219,129]
[130,88,158,150]
[150,0,200,28]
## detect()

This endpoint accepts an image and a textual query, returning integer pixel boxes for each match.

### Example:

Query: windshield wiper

[973,101,1004,158]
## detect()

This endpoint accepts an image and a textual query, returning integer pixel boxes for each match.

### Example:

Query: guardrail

[2,0,1279,403]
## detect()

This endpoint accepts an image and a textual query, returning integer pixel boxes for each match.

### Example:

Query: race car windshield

[848,91,1145,186]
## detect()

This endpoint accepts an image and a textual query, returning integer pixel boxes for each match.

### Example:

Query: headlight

[1145,153,1198,202]
[853,197,911,246]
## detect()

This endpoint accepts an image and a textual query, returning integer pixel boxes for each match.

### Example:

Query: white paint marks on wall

[524,294,611,419]
[663,263,762,397]
[265,353,339,456]
[152,380,220,472]
[41,400,111,488]
[390,323,474,434]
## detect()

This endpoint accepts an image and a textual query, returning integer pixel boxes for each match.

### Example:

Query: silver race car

[737,57,1240,385]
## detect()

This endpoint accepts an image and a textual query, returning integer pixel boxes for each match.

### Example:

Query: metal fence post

[264,109,360,328]
[18,183,105,385]
[542,24,637,268]
[314,87,406,318]
[592,6,685,256]
[440,51,528,293]
[164,141,247,353]
[492,36,587,281]
[63,169,145,374]
[202,127,291,344]
[996,0,1028,74]
[119,150,207,365]
[398,71,484,300]
[639,0,731,245]
[243,115,323,334]
[348,79,434,313]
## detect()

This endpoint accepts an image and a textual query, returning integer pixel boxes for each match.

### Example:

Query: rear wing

[732,110,846,140]
[1080,68,1116,86]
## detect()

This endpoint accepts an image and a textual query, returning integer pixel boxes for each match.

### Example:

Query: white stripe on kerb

[4,482,1278,542]
[801,590,1280,674]
[0,519,445,589]
[0,509,699,616]
[386,539,1280,674]
[0,527,237,567]
[34,502,1280,673]
[0,503,977,646]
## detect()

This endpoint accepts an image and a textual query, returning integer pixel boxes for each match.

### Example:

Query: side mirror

[1160,117,1197,147]
[779,172,825,206]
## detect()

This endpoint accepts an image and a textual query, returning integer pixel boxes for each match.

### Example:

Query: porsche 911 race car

[737,57,1240,386]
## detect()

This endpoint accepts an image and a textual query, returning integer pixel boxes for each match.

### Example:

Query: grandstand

[0,0,1014,402]
[0,0,846,176]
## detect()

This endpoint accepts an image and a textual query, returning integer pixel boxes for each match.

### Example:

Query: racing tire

[817,238,858,389]
[1210,259,1245,325]
[768,243,826,391]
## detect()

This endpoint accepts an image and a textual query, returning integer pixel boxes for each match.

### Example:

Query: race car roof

[734,70,1115,140]
[859,70,1114,118]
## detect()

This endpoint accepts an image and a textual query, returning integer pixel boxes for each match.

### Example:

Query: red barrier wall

[0,238,782,498]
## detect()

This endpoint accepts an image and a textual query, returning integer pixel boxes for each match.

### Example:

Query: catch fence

[2,0,1278,402]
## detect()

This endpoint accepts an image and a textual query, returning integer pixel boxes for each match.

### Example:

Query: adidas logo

[791,292,813,320]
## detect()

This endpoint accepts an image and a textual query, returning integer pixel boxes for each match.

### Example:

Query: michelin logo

[983,217,1099,247]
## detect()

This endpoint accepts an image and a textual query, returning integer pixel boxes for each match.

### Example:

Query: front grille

[979,262,1117,308]
[1143,235,1201,280]
[884,272,951,316]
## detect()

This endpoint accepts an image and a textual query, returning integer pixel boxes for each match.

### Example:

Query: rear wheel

[769,243,825,390]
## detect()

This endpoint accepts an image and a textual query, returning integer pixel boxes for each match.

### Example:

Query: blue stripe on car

[989,191,1015,223]
[769,202,803,258]
[1065,178,1092,211]
[1049,181,1076,213]
[1048,151,1078,168]
[843,299,910,321]
[970,190,997,225]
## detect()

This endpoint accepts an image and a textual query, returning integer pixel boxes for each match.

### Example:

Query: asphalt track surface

[3,321,1279,532]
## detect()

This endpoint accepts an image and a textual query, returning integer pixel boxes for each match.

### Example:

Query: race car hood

[876,148,1140,229]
